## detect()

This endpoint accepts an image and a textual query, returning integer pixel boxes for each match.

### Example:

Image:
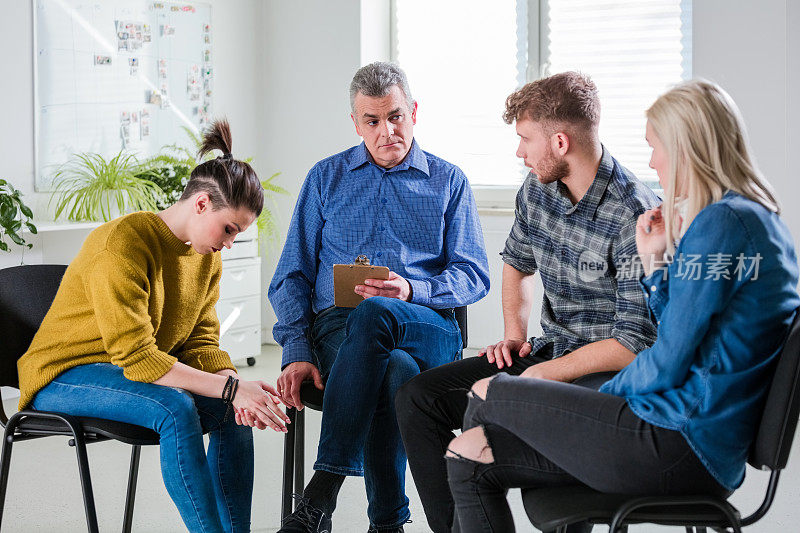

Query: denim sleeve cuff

[281,340,314,370]
[640,267,669,314]
[408,278,431,306]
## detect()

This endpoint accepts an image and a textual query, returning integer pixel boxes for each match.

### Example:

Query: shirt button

[650,285,657,292]
[377,251,383,257]
[379,226,385,232]
[381,198,388,204]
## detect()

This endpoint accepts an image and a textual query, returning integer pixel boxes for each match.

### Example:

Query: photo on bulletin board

[32,0,213,191]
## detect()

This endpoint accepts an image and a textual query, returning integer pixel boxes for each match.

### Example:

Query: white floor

[2,346,800,532]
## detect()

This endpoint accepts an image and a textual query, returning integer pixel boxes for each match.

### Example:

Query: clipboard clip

[355,255,370,266]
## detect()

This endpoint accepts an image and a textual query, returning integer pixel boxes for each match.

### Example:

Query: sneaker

[279,495,332,533]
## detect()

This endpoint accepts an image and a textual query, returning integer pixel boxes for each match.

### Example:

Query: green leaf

[0,241,8,252]
[26,222,37,234]
[8,231,25,246]
[19,204,33,218]
[0,203,14,224]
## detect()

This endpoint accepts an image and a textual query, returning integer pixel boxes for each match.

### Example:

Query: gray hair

[349,61,415,112]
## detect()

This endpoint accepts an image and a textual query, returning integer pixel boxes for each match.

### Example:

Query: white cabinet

[217,225,261,365]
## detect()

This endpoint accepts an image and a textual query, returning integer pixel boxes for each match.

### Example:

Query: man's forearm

[532,338,635,382]
[501,263,536,340]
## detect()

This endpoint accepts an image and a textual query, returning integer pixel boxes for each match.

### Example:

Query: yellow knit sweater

[17,211,235,409]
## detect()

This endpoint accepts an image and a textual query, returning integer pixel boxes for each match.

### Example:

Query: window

[393,0,692,193]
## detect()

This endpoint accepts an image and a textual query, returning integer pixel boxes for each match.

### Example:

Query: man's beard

[535,149,570,184]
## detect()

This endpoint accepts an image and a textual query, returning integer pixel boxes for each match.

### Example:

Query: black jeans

[446,373,729,533]
[395,346,612,533]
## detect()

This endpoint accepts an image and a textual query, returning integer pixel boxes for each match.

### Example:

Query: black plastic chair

[0,264,162,533]
[521,310,800,533]
[281,306,469,519]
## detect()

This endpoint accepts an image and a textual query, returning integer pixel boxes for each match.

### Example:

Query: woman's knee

[470,376,494,401]
[156,388,202,434]
[446,426,494,464]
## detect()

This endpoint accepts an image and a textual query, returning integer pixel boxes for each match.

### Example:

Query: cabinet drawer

[221,239,258,261]
[216,295,261,333]
[220,325,261,361]
[219,258,261,299]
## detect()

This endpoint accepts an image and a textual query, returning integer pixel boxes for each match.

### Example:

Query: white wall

[258,0,364,342]
[693,0,799,252]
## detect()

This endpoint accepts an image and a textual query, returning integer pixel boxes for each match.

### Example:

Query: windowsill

[472,184,518,211]
[473,184,663,212]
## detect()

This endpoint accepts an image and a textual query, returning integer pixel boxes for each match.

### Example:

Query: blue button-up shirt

[601,192,800,490]
[268,140,490,368]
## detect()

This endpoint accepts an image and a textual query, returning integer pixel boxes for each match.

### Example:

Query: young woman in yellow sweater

[17,119,286,533]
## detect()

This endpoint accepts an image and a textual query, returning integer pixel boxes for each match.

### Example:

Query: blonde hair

[646,79,779,254]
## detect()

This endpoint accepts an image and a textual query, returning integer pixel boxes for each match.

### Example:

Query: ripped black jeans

[446,373,729,533]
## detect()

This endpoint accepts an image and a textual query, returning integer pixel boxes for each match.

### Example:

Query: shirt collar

[555,145,614,219]
[346,139,430,176]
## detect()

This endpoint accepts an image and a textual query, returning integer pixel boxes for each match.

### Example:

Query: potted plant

[50,151,163,222]
[0,178,37,253]
[255,171,287,246]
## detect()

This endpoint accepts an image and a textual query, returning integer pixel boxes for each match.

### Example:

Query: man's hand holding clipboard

[333,255,412,307]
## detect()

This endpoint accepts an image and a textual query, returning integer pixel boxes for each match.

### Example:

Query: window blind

[392,0,691,188]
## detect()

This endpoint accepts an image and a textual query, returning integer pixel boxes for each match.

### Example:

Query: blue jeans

[32,363,254,533]
[311,297,463,529]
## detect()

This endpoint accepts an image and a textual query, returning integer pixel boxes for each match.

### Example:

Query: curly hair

[503,71,600,137]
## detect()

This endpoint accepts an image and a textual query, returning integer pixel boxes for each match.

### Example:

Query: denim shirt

[268,141,490,368]
[600,192,800,490]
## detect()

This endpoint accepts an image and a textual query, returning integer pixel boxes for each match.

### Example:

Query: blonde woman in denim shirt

[444,80,800,533]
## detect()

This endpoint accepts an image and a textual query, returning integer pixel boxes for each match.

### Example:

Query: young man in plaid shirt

[396,71,660,533]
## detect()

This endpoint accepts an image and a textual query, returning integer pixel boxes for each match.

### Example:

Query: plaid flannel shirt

[501,147,660,358]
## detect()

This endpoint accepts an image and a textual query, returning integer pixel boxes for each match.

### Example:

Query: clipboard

[333,255,390,308]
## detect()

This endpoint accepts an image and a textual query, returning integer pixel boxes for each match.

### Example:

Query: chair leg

[281,407,298,520]
[0,426,16,529]
[294,407,305,510]
[122,445,141,533]
[69,427,100,533]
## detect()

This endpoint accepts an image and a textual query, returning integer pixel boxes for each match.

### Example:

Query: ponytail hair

[180,119,264,216]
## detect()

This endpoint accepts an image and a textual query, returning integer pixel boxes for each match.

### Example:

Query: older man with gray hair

[269,62,490,533]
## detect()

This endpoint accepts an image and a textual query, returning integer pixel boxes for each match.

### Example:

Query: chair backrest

[455,306,468,349]
[749,310,800,470]
[0,264,67,389]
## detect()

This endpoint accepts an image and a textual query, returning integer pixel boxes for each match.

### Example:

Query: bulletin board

[33,0,213,191]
